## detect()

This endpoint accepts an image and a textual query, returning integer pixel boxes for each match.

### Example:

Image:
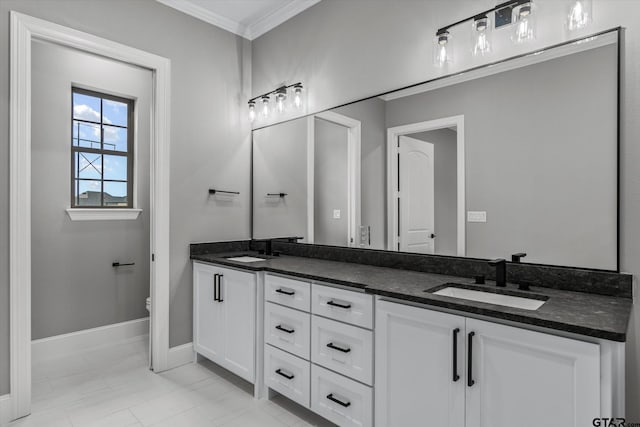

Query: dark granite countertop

[191,252,632,342]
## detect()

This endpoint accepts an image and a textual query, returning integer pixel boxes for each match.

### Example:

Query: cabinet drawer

[265,344,310,408]
[266,274,311,312]
[311,364,372,427]
[265,302,311,360]
[311,316,373,385]
[312,284,373,329]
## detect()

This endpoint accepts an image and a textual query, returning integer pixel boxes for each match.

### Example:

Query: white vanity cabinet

[376,299,608,427]
[193,262,256,383]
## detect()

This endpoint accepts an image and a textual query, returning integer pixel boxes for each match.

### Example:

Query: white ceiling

[156,0,321,40]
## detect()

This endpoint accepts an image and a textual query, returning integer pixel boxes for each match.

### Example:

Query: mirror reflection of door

[398,136,435,254]
[314,117,349,246]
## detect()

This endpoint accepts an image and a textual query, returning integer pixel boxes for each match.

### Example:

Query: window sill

[66,208,142,221]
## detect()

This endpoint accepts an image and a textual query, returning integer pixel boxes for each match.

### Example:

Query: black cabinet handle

[467,331,475,387]
[213,274,219,302]
[275,369,294,380]
[275,288,295,296]
[327,300,352,309]
[275,325,295,334]
[217,274,224,302]
[326,393,351,408]
[326,342,351,353]
[452,328,460,382]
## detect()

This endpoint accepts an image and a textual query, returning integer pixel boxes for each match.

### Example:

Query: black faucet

[256,236,304,256]
[488,258,507,287]
[511,252,527,263]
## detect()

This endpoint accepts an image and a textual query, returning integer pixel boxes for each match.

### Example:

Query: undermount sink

[430,284,547,311]
[225,255,267,263]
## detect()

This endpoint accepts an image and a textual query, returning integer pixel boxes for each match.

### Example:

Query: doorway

[387,116,466,256]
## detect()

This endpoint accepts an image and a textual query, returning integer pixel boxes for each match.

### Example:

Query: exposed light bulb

[472,16,491,57]
[293,84,303,108]
[248,101,256,122]
[261,96,270,117]
[275,90,287,113]
[512,3,535,44]
[433,30,452,67]
[567,0,591,31]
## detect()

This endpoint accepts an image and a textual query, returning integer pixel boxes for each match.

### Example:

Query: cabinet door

[465,318,600,427]
[375,300,465,427]
[193,263,224,362]
[220,267,256,383]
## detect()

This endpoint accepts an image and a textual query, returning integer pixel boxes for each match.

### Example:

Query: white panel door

[398,135,435,254]
[193,263,224,362]
[375,300,465,427]
[465,318,601,427]
[220,267,257,383]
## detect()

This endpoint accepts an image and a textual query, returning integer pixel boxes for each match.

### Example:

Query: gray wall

[0,0,251,394]
[31,40,151,339]
[314,118,348,246]
[251,0,640,417]
[253,117,308,240]
[411,129,458,256]
[332,98,386,249]
[385,45,617,268]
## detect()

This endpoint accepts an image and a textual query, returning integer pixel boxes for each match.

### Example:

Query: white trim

[32,318,149,364]
[156,0,320,40]
[309,111,361,247]
[306,116,315,244]
[0,394,10,426]
[387,116,465,256]
[167,343,195,370]
[66,208,142,221]
[379,31,618,102]
[10,11,171,421]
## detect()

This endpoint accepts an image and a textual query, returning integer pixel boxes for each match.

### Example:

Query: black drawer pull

[452,328,460,382]
[275,369,294,380]
[326,393,351,408]
[275,324,295,334]
[327,300,351,309]
[275,288,295,296]
[327,342,351,353]
[213,274,219,302]
[468,331,475,387]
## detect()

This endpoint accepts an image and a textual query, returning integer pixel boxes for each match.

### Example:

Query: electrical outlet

[333,209,341,219]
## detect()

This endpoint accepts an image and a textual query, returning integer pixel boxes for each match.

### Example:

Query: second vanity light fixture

[248,82,304,122]
[434,0,592,67]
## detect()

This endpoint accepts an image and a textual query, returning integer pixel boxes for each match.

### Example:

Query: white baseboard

[0,394,11,426]
[32,318,149,363]
[167,342,194,370]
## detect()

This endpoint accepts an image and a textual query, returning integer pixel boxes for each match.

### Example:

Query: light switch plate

[333,209,341,219]
[467,211,487,223]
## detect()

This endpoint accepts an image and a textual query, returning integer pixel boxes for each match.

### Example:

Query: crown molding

[156,0,320,40]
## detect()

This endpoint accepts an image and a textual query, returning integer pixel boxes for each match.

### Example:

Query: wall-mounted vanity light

[433,30,453,67]
[471,15,492,57]
[567,0,592,31]
[248,82,304,122]
[512,2,536,43]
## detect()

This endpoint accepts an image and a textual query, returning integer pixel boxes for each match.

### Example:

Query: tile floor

[6,337,335,427]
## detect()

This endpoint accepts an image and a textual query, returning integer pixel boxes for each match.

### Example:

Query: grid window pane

[103,99,128,127]
[103,126,128,152]
[72,88,133,208]
[73,121,101,149]
[73,93,101,123]
[104,182,128,206]
[75,180,102,206]
[103,155,127,181]
[76,152,102,180]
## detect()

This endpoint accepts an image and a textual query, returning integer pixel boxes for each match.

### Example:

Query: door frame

[306,111,361,246]
[9,11,171,420]
[386,116,465,255]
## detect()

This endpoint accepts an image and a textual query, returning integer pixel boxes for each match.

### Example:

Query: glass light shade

[275,90,287,113]
[512,2,536,43]
[248,101,256,122]
[261,96,270,117]
[567,0,592,31]
[293,85,303,108]
[471,16,492,57]
[433,31,453,66]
